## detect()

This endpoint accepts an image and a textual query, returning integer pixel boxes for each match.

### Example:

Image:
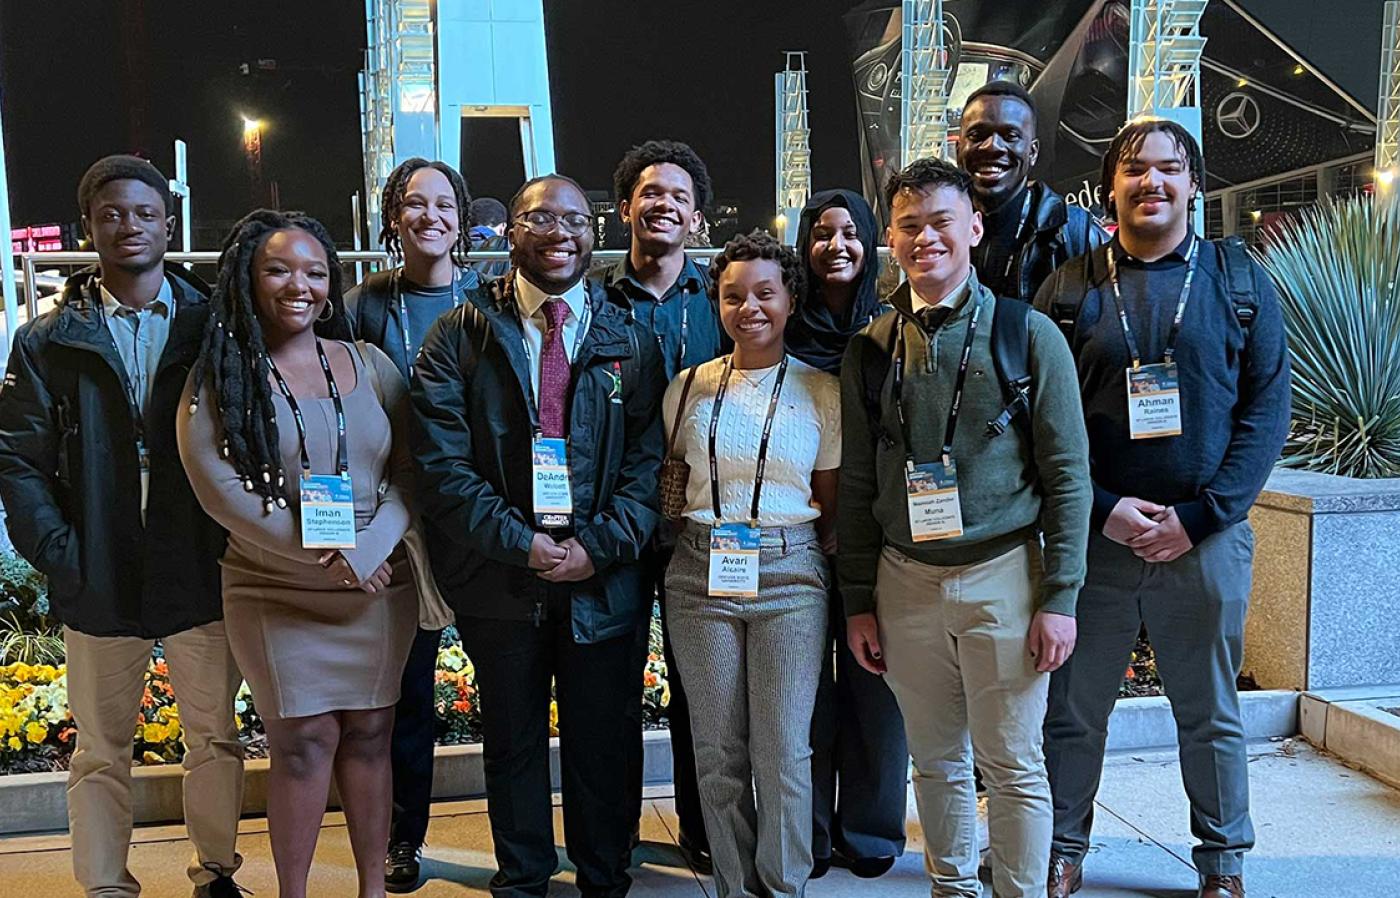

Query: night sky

[0,0,1384,249]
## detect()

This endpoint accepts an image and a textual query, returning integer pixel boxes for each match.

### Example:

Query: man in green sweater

[838,157,1091,898]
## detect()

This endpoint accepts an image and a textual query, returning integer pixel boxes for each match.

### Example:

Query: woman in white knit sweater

[662,229,840,898]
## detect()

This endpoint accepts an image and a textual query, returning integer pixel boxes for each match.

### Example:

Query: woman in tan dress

[177,210,416,898]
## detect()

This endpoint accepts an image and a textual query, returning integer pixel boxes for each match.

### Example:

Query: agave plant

[0,551,63,665]
[1258,192,1400,479]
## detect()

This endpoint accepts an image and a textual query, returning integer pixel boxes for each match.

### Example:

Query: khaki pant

[875,543,1051,898]
[64,622,244,897]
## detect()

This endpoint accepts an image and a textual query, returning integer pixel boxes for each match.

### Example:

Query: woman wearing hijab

[787,189,909,879]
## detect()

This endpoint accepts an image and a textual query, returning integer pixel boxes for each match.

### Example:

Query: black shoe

[847,855,896,879]
[193,873,249,897]
[677,835,713,875]
[385,841,423,893]
[811,855,832,879]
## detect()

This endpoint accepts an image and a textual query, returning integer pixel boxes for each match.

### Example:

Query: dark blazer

[410,275,665,643]
[0,266,226,637]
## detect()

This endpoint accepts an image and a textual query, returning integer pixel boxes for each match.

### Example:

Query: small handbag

[659,366,700,521]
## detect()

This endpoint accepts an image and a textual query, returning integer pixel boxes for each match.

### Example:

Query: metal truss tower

[359,0,437,247]
[1127,0,1209,129]
[1376,1,1400,181]
[900,0,951,165]
[1128,0,1209,229]
[774,51,812,239]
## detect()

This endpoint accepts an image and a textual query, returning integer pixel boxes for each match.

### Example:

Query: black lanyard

[517,295,592,438]
[976,189,1033,280]
[93,282,175,471]
[393,267,464,377]
[892,301,981,467]
[267,340,349,479]
[708,354,789,526]
[1106,237,1197,369]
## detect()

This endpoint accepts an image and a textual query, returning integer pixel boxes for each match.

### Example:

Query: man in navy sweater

[1035,119,1290,898]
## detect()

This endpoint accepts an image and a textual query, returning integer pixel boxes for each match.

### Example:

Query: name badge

[1126,362,1183,440]
[300,474,356,549]
[707,522,760,597]
[906,460,964,542]
[532,437,574,528]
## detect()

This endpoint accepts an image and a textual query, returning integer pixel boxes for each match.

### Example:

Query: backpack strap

[986,297,1034,440]
[1214,236,1258,342]
[358,271,393,351]
[665,365,699,460]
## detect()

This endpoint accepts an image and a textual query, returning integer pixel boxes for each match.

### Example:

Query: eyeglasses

[515,210,592,237]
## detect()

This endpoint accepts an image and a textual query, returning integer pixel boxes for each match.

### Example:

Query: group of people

[0,79,1289,898]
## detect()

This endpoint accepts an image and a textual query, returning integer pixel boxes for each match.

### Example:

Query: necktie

[918,305,953,333]
[538,298,572,438]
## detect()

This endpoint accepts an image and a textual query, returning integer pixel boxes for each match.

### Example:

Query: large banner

[845,0,1376,224]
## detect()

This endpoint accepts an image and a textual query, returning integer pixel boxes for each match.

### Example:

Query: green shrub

[1259,193,1400,478]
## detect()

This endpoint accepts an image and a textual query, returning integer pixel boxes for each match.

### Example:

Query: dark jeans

[1044,524,1256,877]
[810,595,909,861]
[390,627,443,848]
[461,601,643,898]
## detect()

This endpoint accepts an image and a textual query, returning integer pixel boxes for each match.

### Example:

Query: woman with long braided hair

[177,209,418,898]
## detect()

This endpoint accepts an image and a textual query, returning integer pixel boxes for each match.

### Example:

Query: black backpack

[860,297,1035,448]
[1048,235,1258,347]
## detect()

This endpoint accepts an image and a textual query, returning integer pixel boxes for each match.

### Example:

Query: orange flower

[643,672,658,687]
[152,659,169,677]
[1124,666,1136,680]
[141,689,155,708]
[452,699,471,714]
[57,726,75,744]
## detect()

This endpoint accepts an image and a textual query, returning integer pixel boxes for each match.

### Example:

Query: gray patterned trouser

[665,522,830,898]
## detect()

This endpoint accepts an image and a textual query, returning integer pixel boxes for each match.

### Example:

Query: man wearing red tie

[411,174,665,898]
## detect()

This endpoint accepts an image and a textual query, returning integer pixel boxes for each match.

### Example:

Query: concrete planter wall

[1245,469,1400,691]
[0,692,1300,837]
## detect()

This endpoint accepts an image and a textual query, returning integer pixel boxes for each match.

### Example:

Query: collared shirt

[513,271,590,403]
[99,277,175,415]
[605,253,720,380]
[910,271,972,314]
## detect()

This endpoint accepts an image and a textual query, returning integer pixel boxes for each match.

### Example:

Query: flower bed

[1,617,673,775]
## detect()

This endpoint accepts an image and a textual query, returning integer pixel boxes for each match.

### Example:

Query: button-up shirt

[910,271,972,314]
[99,277,175,415]
[605,253,723,381]
[513,272,589,403]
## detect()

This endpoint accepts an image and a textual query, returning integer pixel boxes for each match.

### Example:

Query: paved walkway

[1,741,1396,897]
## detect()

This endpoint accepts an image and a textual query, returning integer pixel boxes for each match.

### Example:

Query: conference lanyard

[267,340,349,480]
[892,301,981,467]
[976,189,1033,280]
[394,268,464,376]
[1106,237,1198,369]
[707,354,789,527]
[517,297,592,437]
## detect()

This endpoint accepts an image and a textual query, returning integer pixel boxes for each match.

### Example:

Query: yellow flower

[142,722,167,743]
[6,736,20,751]
[24,722,47,744]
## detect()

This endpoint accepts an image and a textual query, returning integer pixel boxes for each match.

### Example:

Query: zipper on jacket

[533,598,543,628]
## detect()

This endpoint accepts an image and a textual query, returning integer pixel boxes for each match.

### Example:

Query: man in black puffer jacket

[957,80,1107,301]
[0,155,244,898]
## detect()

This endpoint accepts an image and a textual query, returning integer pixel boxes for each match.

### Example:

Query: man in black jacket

[411,174,664,898]
[0,155,244,898]
[957,81,1106,301]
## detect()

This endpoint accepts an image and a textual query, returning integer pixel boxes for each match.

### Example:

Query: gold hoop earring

[316,302,334,323]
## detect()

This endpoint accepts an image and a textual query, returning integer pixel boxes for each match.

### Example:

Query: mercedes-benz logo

[1216,92,1261,140]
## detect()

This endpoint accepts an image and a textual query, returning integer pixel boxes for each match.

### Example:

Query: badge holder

[532,435,574,529]
[1126,362,1182,439]
[905,455,964,542]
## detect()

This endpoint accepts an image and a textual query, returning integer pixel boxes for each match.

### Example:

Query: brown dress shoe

[1048,853,1083,898]
[1199,874,1245,898]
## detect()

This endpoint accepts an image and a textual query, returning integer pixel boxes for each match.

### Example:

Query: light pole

[242,116,265,207]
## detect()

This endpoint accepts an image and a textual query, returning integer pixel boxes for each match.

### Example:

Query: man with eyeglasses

[411,173,665,898]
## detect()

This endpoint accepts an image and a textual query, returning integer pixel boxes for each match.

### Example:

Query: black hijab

[785,189,882,373]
